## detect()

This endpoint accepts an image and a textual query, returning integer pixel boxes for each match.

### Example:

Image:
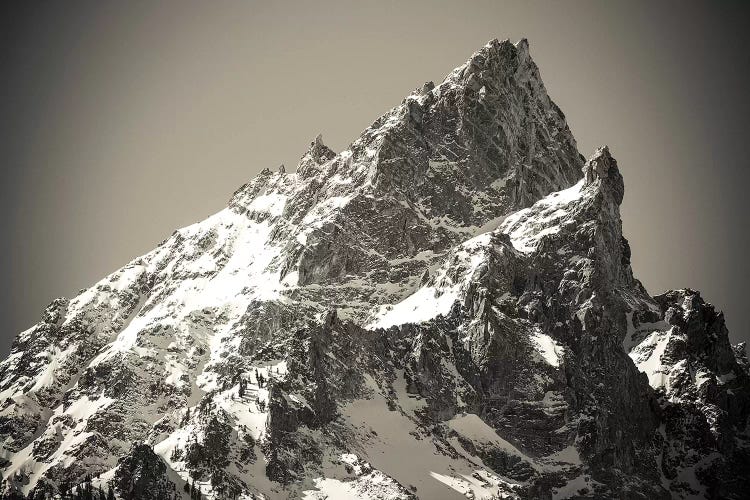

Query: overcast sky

[1,0,748,355]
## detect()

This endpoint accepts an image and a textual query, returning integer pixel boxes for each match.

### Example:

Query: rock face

[114,444,175,500]
[0,39,748,500]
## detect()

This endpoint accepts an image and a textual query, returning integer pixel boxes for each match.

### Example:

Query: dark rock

[114,443,175,500]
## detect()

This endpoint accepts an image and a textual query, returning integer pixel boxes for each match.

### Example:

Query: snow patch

[368,233,492,329]
[530,330,563,367]
[500,179,585,253]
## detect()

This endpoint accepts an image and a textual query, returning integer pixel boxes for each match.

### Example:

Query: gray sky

[1,0,748,355]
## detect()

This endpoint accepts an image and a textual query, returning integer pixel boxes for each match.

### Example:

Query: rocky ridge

[0,39,748,499]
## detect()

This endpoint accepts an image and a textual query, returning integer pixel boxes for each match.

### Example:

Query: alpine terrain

[1,39,748,500]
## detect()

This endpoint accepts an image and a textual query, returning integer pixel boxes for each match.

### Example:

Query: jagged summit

[452,38,534,84]
[582,146,624,204]
[296,134,335,177]
[0,39,748,500]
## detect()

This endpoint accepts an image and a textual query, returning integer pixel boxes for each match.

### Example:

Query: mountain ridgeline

[0,39,747,500]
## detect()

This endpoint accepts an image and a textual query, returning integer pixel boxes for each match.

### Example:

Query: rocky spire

[296,134,336,177]
[357,38,583,229]
[458,39,529,81]
[583,145,624,205]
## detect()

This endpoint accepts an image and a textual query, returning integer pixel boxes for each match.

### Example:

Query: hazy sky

[1,1,748,355]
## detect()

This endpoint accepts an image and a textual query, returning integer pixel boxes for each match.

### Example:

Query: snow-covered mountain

[1,39,748,500]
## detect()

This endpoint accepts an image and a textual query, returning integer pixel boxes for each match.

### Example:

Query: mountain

[1,39,748,500]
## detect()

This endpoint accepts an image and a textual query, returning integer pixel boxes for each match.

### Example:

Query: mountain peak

[1,38,748,500]
[451,38,535,90]
[583,145,624,205]
[296,133,336,176]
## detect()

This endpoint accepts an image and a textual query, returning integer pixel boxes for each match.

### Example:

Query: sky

[0,0,748,355]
